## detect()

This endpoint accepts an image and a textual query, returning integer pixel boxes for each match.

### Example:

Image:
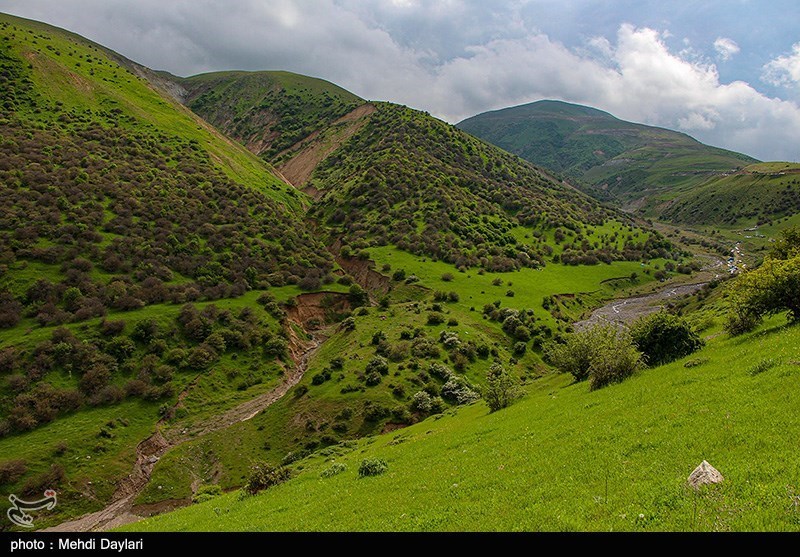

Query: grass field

[125,315,800,532]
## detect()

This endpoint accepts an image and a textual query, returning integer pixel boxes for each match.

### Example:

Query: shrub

[365,371,382,386]
[330,357,345,370]
[630,312,704,366]
[371,331,387,345]
[358,458,388,477]
[411,391,433,413]
[724,308,761,336]
[100,319,126,337]
[428,362,453,381]
[263,337,288,359]
[0,459,27,486]
[441,378,479,405]
[484,363,520,412]
[192,484,223,504]
[131,318,159,343]
[427,312,446,325]
[312,368,333,385]
[348,284,369,307]
[187,344,218,370]
[513,342,527,356]
[366,355,389,376]
[747,358,779,376]
[320,462,347,478]
[441,273,454,282]
[341,317,356,331]
[727,252,800,324]
[546,325,643,389]
[363,402,390,421]
[243,462,291,496]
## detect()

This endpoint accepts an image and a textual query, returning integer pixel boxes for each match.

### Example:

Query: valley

[0,12,799,533]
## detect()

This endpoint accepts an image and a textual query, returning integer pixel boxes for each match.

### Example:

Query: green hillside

[457,100,757,208]
[181,70,363,160]
[0,13,335,525]
[661,162,800,225]
[127,314,800,532]
[0,14,681,530]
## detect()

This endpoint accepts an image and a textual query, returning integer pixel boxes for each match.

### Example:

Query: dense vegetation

[128,314,800,532]
[5,12,800,533]
[458,100,756,210]
[308,103,675,271]
[0,19,331,439]
[725,226,800,333]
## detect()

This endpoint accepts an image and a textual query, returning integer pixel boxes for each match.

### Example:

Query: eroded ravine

[45,319,326,532]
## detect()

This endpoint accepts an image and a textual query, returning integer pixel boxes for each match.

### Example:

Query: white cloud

[763,42,800,86]
[714,37,740,61]
[1,1,799,161]
[419,24,800,161]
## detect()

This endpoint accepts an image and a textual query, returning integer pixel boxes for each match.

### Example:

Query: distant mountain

[457,100,757,209]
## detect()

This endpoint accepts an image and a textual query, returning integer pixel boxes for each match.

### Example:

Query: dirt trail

[574,282,707,331]
[45,321,324,532]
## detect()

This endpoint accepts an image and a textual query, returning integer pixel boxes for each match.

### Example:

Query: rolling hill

[172,74,676,271]
[660,162,800,226]
[0,14,681,530]
[457,100,757,210]
[3,12,799,534]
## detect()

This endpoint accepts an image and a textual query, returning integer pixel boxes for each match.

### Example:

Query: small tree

[727,255,800,328]
[349,284,369,307]
[483,363,520,412]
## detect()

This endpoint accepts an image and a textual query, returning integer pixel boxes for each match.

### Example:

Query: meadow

[125,315,800,532]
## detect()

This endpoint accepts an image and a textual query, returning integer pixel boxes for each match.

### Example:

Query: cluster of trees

[0,303,288,436]
[482,302,552,353]
[307,104,673,272]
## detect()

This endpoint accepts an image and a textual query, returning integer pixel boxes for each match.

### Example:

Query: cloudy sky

[2,1,800,161]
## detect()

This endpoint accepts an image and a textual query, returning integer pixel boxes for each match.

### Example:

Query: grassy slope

[0,13,301,210]
[180,70,363,160]
[0,13,332,525]
[661,163,800,225]
[136,249,665,506]
[127,316,800,532]
[457,100,756,207]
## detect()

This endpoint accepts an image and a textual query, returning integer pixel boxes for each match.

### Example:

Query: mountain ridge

[457,99,758,209]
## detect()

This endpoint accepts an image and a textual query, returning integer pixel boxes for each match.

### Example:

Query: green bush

[192,484,223,504]
[411,391,433,413]
[427,312,446,325]
[630,312,704,366]
[366,355,389,376]
[243,462,291,496]
[358,458,388,477]
[727,309,759,338]
[483,363,520,412]
[545,325,643,390]
[320,462,347,478]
